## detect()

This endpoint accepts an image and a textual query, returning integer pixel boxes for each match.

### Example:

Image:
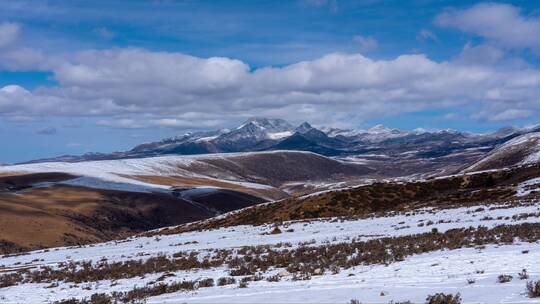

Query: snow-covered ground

[517,177,540,197]
[151,244,540,304]
[2,200,540,303]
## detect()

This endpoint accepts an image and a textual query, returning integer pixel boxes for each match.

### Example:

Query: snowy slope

[466,132,540,172]
[2,199,540,303]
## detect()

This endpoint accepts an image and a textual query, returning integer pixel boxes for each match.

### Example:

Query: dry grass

[0,182,209,254]
[154,164,540,236]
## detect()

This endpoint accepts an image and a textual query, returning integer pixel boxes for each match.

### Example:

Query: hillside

[156,162,540,234]
[0,173,265,254]
[0,151,371,253]
[466,132,540,172]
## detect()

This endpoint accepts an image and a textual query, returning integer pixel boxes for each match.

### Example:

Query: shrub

[239,281,248,288]
[270,226,282,235]
[527,280,540,298]
[266,275,281,282]
[230,265,255,276]
[197,278,214,288]
[349,299,361,304]
[217,277,236,286]
[518,269,529,280]
[88,293,112,304]
[425,293,461,304]
[498,275,513,283]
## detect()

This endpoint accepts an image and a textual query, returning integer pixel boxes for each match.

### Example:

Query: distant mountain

[21,118,540,169]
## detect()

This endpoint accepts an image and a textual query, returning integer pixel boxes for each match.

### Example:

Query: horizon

[1,1,540,162]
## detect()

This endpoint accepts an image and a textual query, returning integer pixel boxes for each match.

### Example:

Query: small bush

[518,269,529,280]
[89,293,112,304]
[266,274,281,282]
[498,274,513,283]
[270,226,282,235]
[197,278,214,288]
[467,278,475,284]
[239,281,248,288]
[527,280,540,298]
[349,299,361,304]
[230,266,255,276]
[425,293,461,304]
[217,277,236,286]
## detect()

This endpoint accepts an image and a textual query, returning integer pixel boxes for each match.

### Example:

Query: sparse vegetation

[518,269,529,280]
[425,293,461,304]
[498,274,513,283]
[269,226,282,235]
[527,280,540,298]
[154,164,540,235]
[4,222,540,289]
[217,277,236,286]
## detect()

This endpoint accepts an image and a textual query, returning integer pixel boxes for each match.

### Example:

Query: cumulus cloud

[0,47,539,126]
[435,3,540,53]
[455,43,504,65]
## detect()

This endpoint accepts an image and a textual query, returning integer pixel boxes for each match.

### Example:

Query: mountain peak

[296,122,313,134]
[239,117,293,132]
[368,124,393,133]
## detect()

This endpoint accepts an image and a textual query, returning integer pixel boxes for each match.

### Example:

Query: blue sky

[1,0,540,163]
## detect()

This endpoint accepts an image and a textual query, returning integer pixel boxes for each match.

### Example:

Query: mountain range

[23,117,540,165]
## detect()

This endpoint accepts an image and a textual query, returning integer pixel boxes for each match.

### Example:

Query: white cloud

[96,119,146,129]
[435,3,540,53]
[353,35,378,52]
[0,22,20,48]
[0,47,539,126]
[489,109,532,122]
[455,43,504,66]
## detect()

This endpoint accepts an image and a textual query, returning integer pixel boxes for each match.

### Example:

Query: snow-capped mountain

[21,119,540,168]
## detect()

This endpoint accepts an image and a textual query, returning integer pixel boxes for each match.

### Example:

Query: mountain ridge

[18,117,540,165]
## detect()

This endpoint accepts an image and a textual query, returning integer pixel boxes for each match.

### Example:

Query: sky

[1,0,540,163]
